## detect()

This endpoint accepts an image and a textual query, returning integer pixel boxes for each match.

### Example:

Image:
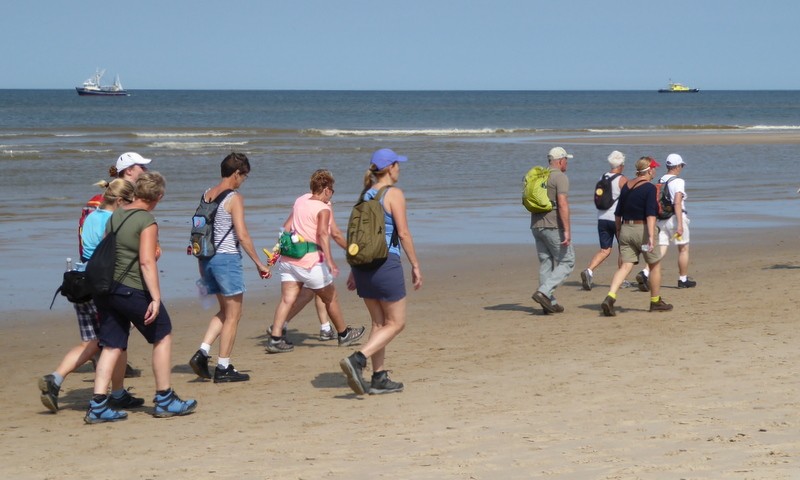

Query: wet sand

[4,226,800,479]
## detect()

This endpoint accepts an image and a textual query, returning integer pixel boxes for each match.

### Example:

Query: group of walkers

[40,148,422,424]
[529,147,696,317]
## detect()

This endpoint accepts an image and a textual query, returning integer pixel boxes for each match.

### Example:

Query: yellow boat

[658,82,699,93]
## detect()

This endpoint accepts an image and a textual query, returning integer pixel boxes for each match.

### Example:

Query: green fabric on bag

[278,231,318,259]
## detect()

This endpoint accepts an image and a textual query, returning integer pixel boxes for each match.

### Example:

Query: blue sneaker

[84,397,128,424]
[153,389,197,418]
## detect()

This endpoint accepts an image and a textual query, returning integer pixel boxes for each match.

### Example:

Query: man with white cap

[112,152,152,182]
[581,150,627,290]
[637,153,696,289]
[530,147,575,313]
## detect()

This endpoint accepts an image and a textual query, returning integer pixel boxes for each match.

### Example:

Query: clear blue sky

[3,0,798,90]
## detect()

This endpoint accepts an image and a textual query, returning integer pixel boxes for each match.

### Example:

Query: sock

[650,296,660,303]
[52,372,64,387]
[339,327,349,338]
[217,357,230,369]
[607,292,617,299]
[270,335,282,341]
[642,268,650,277]
[111,389,126,399]
[320,322,332,333]
[586,268,593,276]
[679,275,688,282]
[156,388,172,398]
[200,343,211,356]
[92,394,107,403]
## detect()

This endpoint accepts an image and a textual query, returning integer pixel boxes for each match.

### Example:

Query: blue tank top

[363,187,400,257]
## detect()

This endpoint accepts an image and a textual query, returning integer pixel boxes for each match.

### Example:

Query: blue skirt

[351,254,406,302]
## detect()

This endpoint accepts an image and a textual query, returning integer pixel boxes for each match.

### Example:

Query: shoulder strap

[607,173,621,181]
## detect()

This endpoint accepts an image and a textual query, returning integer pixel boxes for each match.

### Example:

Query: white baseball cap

[665,153,686,167]
[547,147,573,160]
[116,152,152,171]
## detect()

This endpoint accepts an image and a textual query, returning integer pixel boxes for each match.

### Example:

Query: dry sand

[3,226,800,479]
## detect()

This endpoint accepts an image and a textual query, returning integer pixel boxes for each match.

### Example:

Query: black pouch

[49,270,92,309]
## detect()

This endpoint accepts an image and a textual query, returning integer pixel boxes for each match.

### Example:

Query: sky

[2,0,799,90]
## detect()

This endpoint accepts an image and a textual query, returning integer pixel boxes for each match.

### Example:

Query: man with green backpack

[525,147,575,314]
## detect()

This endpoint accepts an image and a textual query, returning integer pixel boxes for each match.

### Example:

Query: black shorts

[351,254,406,302]
[95,284,172,349]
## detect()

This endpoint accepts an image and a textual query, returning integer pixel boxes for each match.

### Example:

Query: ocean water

[2,89,799,311]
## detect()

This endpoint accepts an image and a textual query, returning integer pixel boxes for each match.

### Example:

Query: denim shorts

[200,253,245,296]
[597,219,617,249]
[95,284,172,349]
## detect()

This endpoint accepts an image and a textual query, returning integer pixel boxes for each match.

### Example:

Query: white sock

[679,275,688,282]
[217,357,230,369]
[586,268,593,276]
[320,322,332,333]
[200,343,211,356]
[642,268,650,277]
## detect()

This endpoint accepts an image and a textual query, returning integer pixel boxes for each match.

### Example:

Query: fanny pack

[278,231,318,259]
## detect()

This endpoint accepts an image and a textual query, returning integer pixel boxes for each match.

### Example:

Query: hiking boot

[339,353,369,395]
[649,298,674,312]
[266,337,294,354]
[338,326,366,347]
[124,363,142,378]
[601,295,616,317]
[635,271,650,292]
[548,302,565,314]
[38,374,60,413]
[153,389,197,418]
[319,329,337,341]
[532,291,556,314]
[84,397,128,424]
[213,364,250,383]
[369,371,404,395]
[678,278,697,288]
[580,269,593,291]
[189,350,212,379]
[108,389,145,409]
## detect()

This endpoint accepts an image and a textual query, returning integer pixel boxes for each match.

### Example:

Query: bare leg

[314,284,346,332]
[93,347,123,395]
[648,260,663,298]
[200,296,225,347]
[152,334,173,392]
[218,294,243,358]
[677,244,690,277]
[587,247,612,271]
[607,262,635,296]
[359,298,407,373]
[55,340,100,379]
[270,281,302,336]
[314,294,330,326]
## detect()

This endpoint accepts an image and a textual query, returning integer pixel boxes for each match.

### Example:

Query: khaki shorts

[618,222,663,265]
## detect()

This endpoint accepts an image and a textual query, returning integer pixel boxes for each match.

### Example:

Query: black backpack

[85,209,144,297]
[346,186,398,270]
[656,177,678,220]
[593,173,621,210]
[190,189,234,259]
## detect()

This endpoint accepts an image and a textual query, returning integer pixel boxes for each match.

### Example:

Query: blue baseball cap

[370,148,407,170]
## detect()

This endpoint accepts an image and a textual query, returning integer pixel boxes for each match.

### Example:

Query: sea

[2,89,799,312]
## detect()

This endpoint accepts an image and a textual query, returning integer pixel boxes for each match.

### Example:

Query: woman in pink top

[266,170,365,353]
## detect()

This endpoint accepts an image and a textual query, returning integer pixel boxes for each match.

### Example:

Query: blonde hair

[93,178,134,206]
[134,171,166,202]
[635,157,652,176]
[360,163,391,197]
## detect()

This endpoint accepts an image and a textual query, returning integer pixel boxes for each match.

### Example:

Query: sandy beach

[3,224,800,479]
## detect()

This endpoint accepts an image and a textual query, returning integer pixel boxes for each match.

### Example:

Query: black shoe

[635,271,650,292]
[339,353,368,395]
[108,389,145,409]
[678,278,697,288]
[38,374,60,413]
[213,364,250,383]
[532,291,556,314]
[601,295,616,317]
[189,350,212,379]
[369,371,404,395]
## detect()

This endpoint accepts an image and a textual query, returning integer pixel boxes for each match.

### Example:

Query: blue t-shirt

[81,209,112,260]
[615,181,657,221]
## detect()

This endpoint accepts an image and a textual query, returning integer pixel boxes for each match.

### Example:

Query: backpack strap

[374,186,399,248]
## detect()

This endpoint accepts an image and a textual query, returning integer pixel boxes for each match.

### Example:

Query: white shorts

[278,261,333,290]
[657,214,690,246]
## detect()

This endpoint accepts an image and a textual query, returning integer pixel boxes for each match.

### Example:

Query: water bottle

[65,257,73,272]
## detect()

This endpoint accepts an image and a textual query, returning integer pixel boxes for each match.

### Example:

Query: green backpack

[522,166,553,213]
[346,186,398,270]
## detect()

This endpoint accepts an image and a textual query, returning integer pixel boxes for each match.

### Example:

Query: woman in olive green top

[86,172,197,424]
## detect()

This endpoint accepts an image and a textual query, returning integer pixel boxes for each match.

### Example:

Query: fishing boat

[75,69,129,96]
[658,81,699,93]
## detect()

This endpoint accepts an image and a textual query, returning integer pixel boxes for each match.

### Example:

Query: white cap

[547,146,573,160]
[116,152,152,171]
[607,150,625,167]
[665,153,686,167]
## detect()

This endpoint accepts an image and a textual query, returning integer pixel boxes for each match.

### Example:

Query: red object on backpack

[78,194,104,260]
